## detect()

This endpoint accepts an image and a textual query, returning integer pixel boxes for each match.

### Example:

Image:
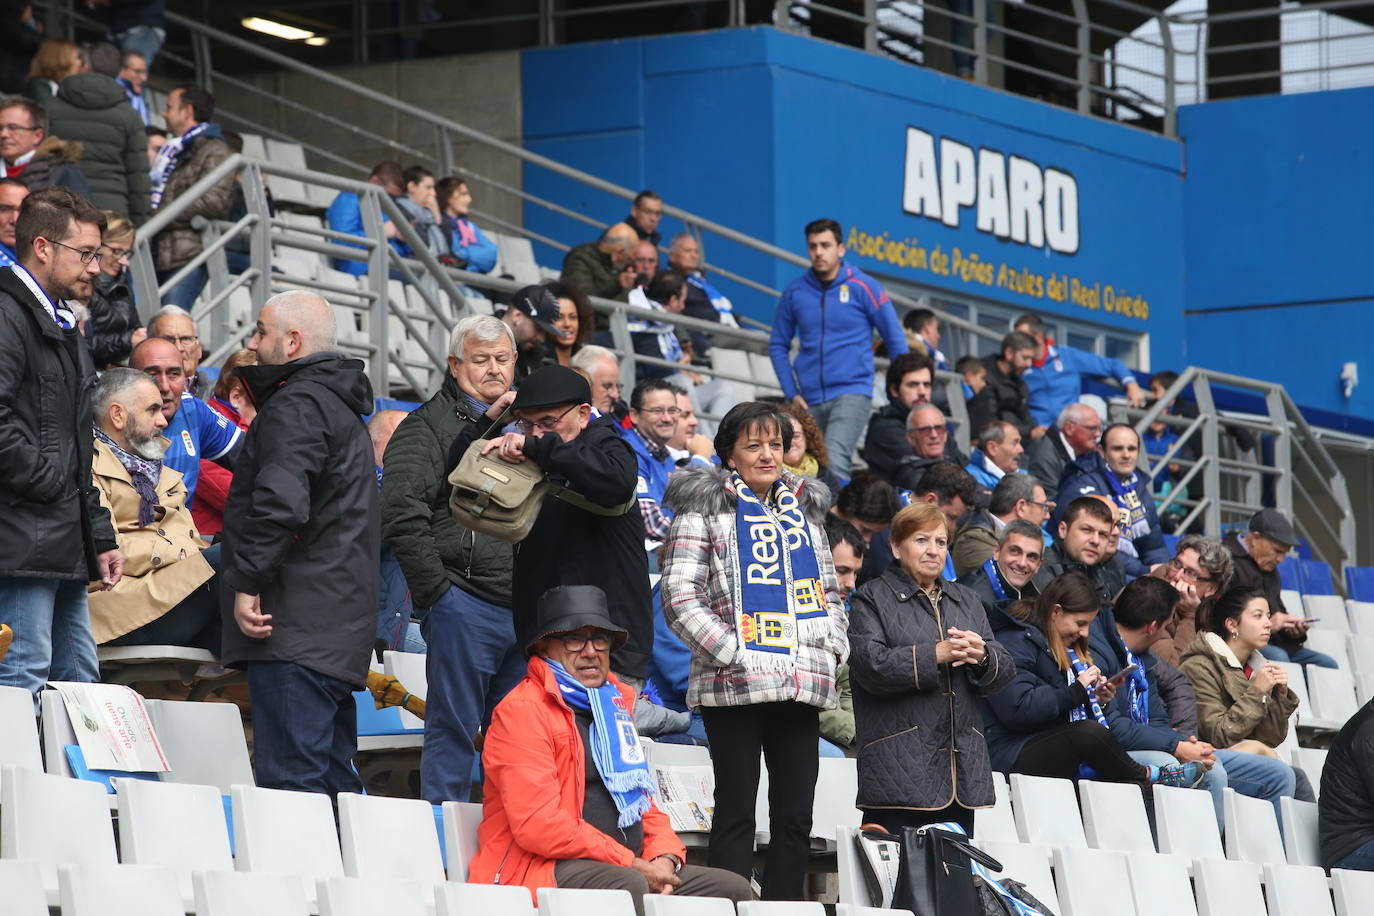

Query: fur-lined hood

[663,464,832,523]
[32,134,83,164]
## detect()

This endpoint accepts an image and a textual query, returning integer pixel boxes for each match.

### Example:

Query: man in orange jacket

[467,585,752,913]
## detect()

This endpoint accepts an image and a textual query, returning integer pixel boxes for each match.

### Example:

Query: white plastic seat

[747,352,780,394]
[337,792,444,905]
[1346,633,1374,675]
[193,870,311,916]
[496,234,542,285]
[1279,589,1304,618]
[1010,773,1087,850]
[643,741,711,768]
[0,765,117,897]
[239,133,268,160]
[435,882,536,916]
[1293,747,1329,797]
[39,688,81,778]
[538,886,638,916]
[1052,846,1137,916]
[1153,783,1224,860]
[317,875,428,916]
[441,800,484,882]
[0,859,49,916]
[1304,629,1352,669]
[1346,601,1374,637]
[1281,797,1321,866]
[382,650,429,731]
[643,896,741,915]
[1222,788,1286,864]
[1127,852,1197,916]
[737,903,827,916]
[1308,666,1359,725]
[115,777,233,907]
[1275,712,1301,764]
[1277,661,1338,731]
[1264,862,1335,916]
[263,140,312,206]
[973,771,1018,843]
[146,698,254,793]
[0,684,42,771]
[57,863,183,916]
[709,348,756,404]
[835,826,871,906]
[1080,778,1155,853]
[811,756,861,844]
[230,785,344,908]
[834,907,915,916]
[1332,868,1374,916]
[1194,858,1265,916]
[1305,594,1351,634]
[972,840,1059,914]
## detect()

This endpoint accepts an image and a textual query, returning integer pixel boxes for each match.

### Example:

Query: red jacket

[190,396,246,536]
[467,656,685,900]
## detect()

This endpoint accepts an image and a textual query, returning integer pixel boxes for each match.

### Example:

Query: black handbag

[891,825,1005,916]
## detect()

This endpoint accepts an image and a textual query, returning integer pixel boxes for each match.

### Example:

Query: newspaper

[49,682,170,773]
[651,763,714,833]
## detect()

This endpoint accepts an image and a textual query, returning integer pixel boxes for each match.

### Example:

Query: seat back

[230,785,344,907]
[1194,858,1266,916]
[337,792,444,902]
[382,650,428,731]
[1301,560,1336,596]
[1153,783,1224,859]
[1346,601,1374,637]
[1305,594,1350,634]
[1307,667,1359,725]
[435,882,537,916]
[1052,847,1137,916]
[537,887,638,916]
[1280,797,1321,867]
[811,756,861,843]
[1079,779,1155,853]
[1332,868,1374,916]
[0,764,117,892]
[146,699,254,793]
[973,771,1018,843]
[1222,788,1286,865]
[1009,773,1087,849]
[1303,629,1351,667]
[835,826,872,906]
[193,871,311,916]
[643,742,710,767]
[115,777,233,906]
[834,907,916,916]
[57,863,183,916]
[1127,853,1198,916]
[736,903,828,916]
[972,840,1059,914]
[0,859,49,916]
[1275,661,1319,723]
[643,896,742,915]
[0,685,41,771]
[316,875,428,916]
[441,800,484,882]
[1293,747,1329,797]
[1279,588,1304,617]
[39,688,79,778]
[1263,863,1335,916]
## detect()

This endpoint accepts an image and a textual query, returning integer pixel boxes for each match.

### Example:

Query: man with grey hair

[1149,533,1235,667]
[957,518,1046,616]
[89,368,221,652]
[892,404,955,492]
[950,472,1055,578]
[382,312,521,804]
[560,221,639,304]
[1025,401,1102,491]
[220,290,380,796]
[147,304,202,392]
[570,343,628,422]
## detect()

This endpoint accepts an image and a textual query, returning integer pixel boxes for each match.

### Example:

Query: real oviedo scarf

[545,658,654,828]
[1066,646,1110,779]
[1104,469,1150,560]
[732,471,825,666]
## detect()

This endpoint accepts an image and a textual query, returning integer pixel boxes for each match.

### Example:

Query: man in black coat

[1319,698,1374,869]
[1039,495,1121,606]
[0,187,122,705]
[968,330,1040,441]
[220,290,380,796]
[473,366,652,685]
[958,519,1045,618]
[1025,402,1101,491]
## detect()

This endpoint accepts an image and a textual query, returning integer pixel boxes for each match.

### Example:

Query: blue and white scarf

[686,271,735,323]
[1066,647,1109,779]
[983,558,1009,602]
[627,288,685,363]
[1103,470,1149,561]
[919,822,1044,916]
[1122,648,1150,725]
[733,472,825,665]
[9,264,75,329]
[150,122,214,208]
[545,658,654,828]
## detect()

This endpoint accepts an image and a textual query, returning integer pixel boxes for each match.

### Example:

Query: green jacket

[1178,631,1299,749]
[819,664,855,748]
[43,73,152,224]
[560,241,629,303]
[380,374,513,609]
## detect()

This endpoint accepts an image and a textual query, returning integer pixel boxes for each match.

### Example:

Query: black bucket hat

[524,585,629,658]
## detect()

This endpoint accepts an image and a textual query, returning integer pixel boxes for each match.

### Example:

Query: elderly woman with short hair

[662,400,847,901]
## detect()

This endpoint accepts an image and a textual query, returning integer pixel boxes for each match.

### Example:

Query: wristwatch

[657,854,683,873]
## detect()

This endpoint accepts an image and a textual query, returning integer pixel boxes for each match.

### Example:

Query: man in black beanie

[460,365,653,687]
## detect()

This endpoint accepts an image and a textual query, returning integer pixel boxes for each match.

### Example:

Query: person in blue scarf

[471,585,752,913]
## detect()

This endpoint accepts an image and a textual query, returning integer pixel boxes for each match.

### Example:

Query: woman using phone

[980,570,1205,787]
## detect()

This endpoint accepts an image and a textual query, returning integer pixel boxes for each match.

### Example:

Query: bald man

[560,221,639,304]
[130,337,241,507]
[220,290,381,796]
[369,409,407,481]
[370,407,425,655]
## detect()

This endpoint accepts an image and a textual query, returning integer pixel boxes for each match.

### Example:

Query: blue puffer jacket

[1022,343,1138,428]
[1053,450,1169,577]
[979,606,1095,772]
[445,215,498,274]
[1087,607,1185,753]
[768,261,906,404]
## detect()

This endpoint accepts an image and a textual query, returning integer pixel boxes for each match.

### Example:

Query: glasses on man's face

[1168,556,1215,584]
[913,424,947,436]
[44,238,103,266]
[553,631,613,653]
[1029,499,1057,512]
[0,124,40,135]
[160,334,199,348]
[102,245,132,262]
[517,403,578,434]
[640,406,681,418]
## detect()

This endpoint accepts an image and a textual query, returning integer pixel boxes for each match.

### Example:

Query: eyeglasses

[639,406,681,417]
[102,245,132,261]
[912,424,947,436]
[160,334,200,347]
[1029,499,1057,512]
[1168,557,1216,584]
[517,403,579,434]
[44,238,102,266]
[0,124,40,134]
[552,631,613,653]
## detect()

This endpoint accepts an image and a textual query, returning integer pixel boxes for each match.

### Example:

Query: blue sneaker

[1154,761,1206,788]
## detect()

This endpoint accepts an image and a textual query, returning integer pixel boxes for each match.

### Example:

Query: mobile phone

[1300,617,1320,624]
[1107,664,1139,686]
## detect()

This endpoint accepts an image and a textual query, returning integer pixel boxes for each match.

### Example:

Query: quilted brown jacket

[155,131,235,271]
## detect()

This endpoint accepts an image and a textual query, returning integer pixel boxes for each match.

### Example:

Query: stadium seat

[1301,560,1336,596]
[496,234,542,286]
[643,741,711,768]
[644,896,741,915]
[972,840,1060,914]
[1079,778,1156,854]
[0,684,42,771]
[1307,667,1359,725]
[835,907,915,916]
[39,687,83,779]
[1292,748,1329,796]
[382,650,429,731]
[1153,783,1224,859]
[1222,788,1286,865]
[1194,858,1266,916]
[973,771,1018,843]
[146,698,255,793]
[57,863,182,916]
[114,777,233,906]
[1280,797,1321,866]
[1263,862,1335,916]
[441,800,484,882]
[737,903,827,916]
[1278,661,1338,731]
[1127,853,1198,916]
[1358,672,1374,705]
[1346,632,1374,672]
[1305,595,1351,635]
[1274,714,1300,763]
[1304,629,1351,668]
[1332,868,1374,916]
[810,756,862,844]
[337,792,445,906]
[1345,567,1374,602]
[230,784,344,908]
[747,352,781,393]
[262,140,313,207]
[835,826,872,906]
[239,133,268,160]
[0,859,49,916]
[435,882,537,916]
[1052,846,1137,916]
[709,348,757,404]
[538,886,638,916]
[316,875,428,916]
[194,870,311,916]
[1347,602,1374,639]
[1010,773,1087,850]
[0,764,117,897]
[1280,589,1305,618]
[1279,559,1304,593]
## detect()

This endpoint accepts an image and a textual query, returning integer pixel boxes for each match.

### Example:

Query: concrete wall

[212,50,525,226]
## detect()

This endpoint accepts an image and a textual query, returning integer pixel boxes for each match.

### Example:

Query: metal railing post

[1191,373,1223,537]
[1070,0,1092,115]
[192,31,214,92]
[863,0,879,54]
[243,161,274,314]
[360,191,392,396]
[1157,12,1178,136]
[974,0,990,86]
[609,311,637,395]
[774,0,790,31]
[1267,387,1294,520]
[435,125,455,176]
[538,0,555,46]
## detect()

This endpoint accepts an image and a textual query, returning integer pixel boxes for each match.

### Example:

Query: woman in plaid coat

[661,401,847,901]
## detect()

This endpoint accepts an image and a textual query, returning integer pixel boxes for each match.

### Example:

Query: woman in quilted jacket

[661,400,848,901]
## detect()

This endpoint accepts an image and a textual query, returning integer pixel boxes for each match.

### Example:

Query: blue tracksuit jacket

[1023,343,1138,427]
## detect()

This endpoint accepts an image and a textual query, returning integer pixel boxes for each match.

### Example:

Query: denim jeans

[0,577,99,710]
[419,584,526,804]
[1337,838,1374,870]
[810,392,872,480]
[157,265,208,310]
[377,548,426,654]
[248,661,362,797]
[1259,644,1339,669]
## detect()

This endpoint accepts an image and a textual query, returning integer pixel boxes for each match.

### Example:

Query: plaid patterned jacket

[660,466,848,710]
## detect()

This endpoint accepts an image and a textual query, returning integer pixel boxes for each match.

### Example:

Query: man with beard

[0,177,26,267]
[1042,495,1119,606]
[959,520,1046,617]
[89,369,221,652]
[0,187,123,703]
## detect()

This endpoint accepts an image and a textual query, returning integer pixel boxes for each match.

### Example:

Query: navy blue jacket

[980,606,1094,772]
[1087,608,1185,754]
[1053,450,1168,577]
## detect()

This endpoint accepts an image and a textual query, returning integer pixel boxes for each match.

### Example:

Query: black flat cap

[512,365,591,412]
[524,585,628,657]
[1249,508,1297,548]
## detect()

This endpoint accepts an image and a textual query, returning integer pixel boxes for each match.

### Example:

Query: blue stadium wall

[521,27,1372,418]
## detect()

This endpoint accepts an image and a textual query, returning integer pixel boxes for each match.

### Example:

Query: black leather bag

[891,826,1004,916]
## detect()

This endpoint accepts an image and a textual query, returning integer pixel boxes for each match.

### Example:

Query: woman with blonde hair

[86,211,143,367]
[25,38,81,101]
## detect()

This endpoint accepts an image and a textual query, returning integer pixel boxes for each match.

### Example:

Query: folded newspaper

[48,681,170,773]
[651,763,714,833]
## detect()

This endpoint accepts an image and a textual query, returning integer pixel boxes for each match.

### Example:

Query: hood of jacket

[663,464,832,523]
[54,72,127,109]
[32,134,83,164]
[238,350,374,414]
[1179,629,1268,672]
